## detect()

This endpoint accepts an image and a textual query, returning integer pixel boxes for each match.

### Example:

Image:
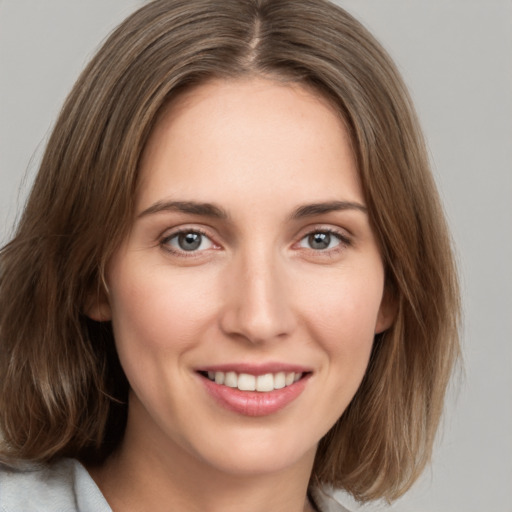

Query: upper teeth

[207,371,302,392]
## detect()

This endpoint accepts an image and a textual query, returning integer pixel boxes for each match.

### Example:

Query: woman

[0,1,460,511]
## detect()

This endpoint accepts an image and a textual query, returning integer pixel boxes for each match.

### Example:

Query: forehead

[137,77,362,212]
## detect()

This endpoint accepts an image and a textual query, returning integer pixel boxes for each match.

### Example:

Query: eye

[298,230,347,251]
[163,230,214,253]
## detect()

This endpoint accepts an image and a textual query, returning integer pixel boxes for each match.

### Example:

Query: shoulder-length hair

[0,0,460,502]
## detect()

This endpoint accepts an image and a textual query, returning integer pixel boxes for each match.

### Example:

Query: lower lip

[200,374,310,417]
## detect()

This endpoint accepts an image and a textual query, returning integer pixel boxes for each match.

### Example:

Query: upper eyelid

[159,229,219,258]
[298,230,350,246]
[293,226,353,253]
[295,224,352,240]
[160,226,216,245]
[160,225,215,240]
[157,223,352,247]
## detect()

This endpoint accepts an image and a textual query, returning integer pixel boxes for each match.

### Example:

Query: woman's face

[91,78,393,477]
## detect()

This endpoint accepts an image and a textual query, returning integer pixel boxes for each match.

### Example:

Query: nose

[219,248,296,344]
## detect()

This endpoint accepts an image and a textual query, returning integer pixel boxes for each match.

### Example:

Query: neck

[88,398,318,512]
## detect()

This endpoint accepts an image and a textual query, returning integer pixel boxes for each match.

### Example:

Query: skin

[87,77,394,512]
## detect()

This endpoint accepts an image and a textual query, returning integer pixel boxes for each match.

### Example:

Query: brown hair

[0,0,460,503]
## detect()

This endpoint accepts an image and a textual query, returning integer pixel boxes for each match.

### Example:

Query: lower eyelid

[297,229,351,249]
[160,229,216,254]
[158,227,351,255]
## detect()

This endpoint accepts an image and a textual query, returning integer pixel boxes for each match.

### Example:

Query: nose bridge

[220,241,295,343]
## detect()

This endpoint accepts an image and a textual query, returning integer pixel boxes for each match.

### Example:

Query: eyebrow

[290,200,367,219]
[138,200,229,219]
[138,199,367,221]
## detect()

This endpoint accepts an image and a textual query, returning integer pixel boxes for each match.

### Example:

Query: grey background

[1,1,511,511]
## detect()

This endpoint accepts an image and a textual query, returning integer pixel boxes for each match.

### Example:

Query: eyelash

[296,228,351,254]
[160,228,216,257]
[159,227,351,257]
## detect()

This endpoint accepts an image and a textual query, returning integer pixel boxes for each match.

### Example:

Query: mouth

[196,366,312,417]
[198,370,306,392]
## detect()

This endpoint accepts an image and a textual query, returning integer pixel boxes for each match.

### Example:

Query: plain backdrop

[1,1,511,511]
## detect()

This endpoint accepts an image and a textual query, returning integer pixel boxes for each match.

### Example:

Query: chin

[204,443,316,478]
[182,424,319,478]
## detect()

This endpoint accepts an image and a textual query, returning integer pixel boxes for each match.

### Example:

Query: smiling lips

[198,366,311,416]
[206,370,303,392]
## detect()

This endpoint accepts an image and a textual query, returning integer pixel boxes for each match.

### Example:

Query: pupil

[179,232,201,251]
[309,232,330,250]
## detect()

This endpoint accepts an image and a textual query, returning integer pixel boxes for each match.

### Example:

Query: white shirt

[0,458,351,512]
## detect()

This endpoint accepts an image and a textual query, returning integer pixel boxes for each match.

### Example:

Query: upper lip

[195,362,313,376]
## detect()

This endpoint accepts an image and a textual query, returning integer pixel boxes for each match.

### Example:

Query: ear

[84,286,112,322]
[375,287,397,334]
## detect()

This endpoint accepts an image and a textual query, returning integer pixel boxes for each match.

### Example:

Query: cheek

[300,265,384,334]
[302,270,384,413]
[108,264,220,354]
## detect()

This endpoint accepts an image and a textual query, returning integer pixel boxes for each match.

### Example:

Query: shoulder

[311,487,353,512]
[0,458,111,512]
